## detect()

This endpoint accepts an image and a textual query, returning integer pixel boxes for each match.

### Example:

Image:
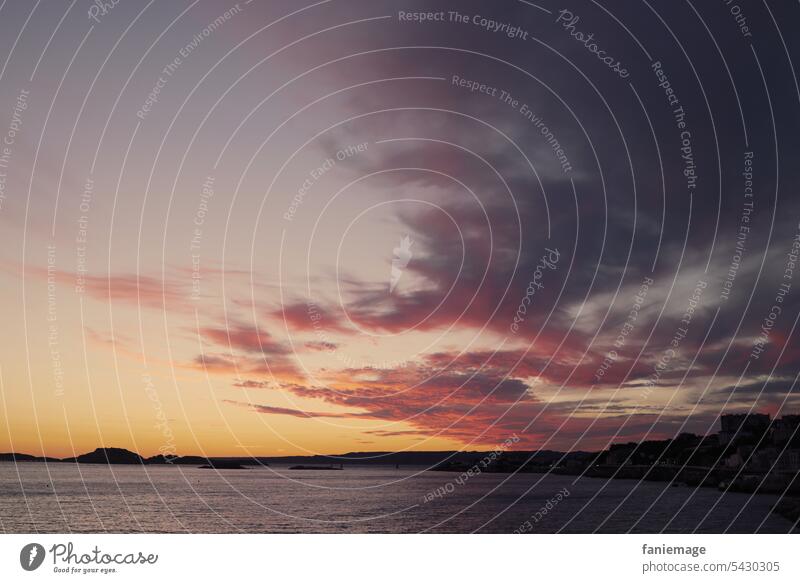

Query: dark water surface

[0,462,793,533]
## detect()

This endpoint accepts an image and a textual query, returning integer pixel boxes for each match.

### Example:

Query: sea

[0,462,794,533]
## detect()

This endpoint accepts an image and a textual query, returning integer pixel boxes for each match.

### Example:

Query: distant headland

[2,412,799,492]
[0,447,508,468]
[0,448,237,468]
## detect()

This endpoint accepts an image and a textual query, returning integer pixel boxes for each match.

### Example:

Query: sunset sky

[1,0,799,459]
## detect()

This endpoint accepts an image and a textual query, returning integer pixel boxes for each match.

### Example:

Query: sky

[0,0,799,458]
